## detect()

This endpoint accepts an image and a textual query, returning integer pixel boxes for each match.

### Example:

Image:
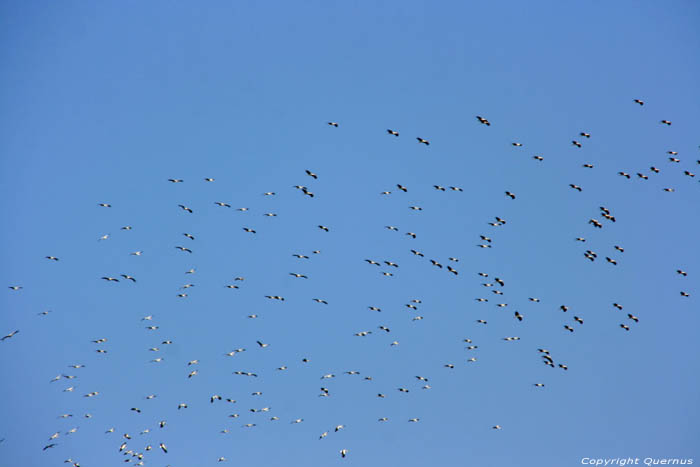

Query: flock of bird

[3,99,697,466]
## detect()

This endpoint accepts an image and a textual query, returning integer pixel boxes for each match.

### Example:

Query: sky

[1,1,699,466]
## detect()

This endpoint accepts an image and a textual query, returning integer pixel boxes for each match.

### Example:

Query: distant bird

[397,184,408,192]
[340,449,348,458]
[450,186,463,191]
[574,316,584,324]
[492,425,502,430]
[618,172,631,179]
[512,142,523,147]
[416,137,430,145]
[327,122,339,127]
[175,246,192,253]
[318,225,329,232]
[313,298,328,304]
[178,204,193,213]
[505,191,516,199]
[101,277,119,282]
[98,203,111,208]
[660,120,672,126]
[628,314,639,323]
[582,163,594,168]
[120,274,136,282]
[620,324,630,331]
[606,257,618,265]
[214,202,231,208]
[534,383,545,387]
[387,129,399,136]
[45,256,59,261]
[434,185,446,191]
[289,273,308,279]
[572,141,582,148]
[204,178,214,182]
[634,99,644,105]
[533,156,544,161]
[514,312,523,321]
[580,132,591,138]
[159,443,167,453]
[256,340,269,348]
[305,169,318,179]
[476,116,491,126]
[243,227,256,233]
[569,184,583,192]
[677,269,688,276]
[168,179,183,183]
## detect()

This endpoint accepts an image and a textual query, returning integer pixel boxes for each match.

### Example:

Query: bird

[175,246,192,253]
[533,155,544,161]
[214,201,231,208]
[620,324,631,331]
[660,120,672,125]
[120,274,136,282]
[98,203,111,207]
[183,233,195,240]
[677,269,688,276]
[514,311,523,321]
[204,177,214,182]
[634,99,644,105]
[159,443,167,453]
[505,191,516,199]
[340,449,348,458]
[243,227,256,233]
[327,122,339,127]
[45,256,59,261]
[313,298,328,304]
[1,330,19,341]
[512,142,523,147]
[572,141,582,148]
[569,184,583,191]
[256,340,269,348]
[580,132,591,138]
[178,204,193,213]
[397,184,408,192]
[305,169,318,179]
[387,129,399,136]
[318,225,329,232]
[628,314,639,323]
[618,172,631,179]
[101,276,119,282]
[476,115,491,126]
[416,137,430,145]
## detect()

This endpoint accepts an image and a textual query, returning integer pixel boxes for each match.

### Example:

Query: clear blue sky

[1,1,699,466]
